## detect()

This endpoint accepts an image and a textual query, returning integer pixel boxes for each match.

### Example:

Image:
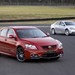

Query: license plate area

[46,50,54,53]
[43,50,58,57]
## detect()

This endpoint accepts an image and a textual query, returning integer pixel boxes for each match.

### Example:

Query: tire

[16,47,25,62]
[53,57,60,60]
[65,29,70,36]
[51,29,56,35]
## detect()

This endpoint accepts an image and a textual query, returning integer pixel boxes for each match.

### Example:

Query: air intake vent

[42,45,57,50]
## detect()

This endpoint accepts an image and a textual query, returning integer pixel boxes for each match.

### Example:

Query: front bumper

[30,50,63,59]
[69,30,75,34]
[30,53,63,59]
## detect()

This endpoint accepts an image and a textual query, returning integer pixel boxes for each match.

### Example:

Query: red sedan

[0,26,63,62]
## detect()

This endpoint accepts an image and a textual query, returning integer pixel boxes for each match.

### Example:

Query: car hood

[21,37,57,46]
[67,25,75,28]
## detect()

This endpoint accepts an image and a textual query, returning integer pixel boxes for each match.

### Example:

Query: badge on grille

[48,46,52,48]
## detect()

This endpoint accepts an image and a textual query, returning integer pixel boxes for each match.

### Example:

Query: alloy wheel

[51,29,55,35]
[16,47,25,62]
[65,30,69,36]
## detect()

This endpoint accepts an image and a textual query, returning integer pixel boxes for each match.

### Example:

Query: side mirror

[8,35,16,40]
[62,24,65,26]
[46,32,50,36]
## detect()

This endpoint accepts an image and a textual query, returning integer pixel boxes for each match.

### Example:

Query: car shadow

[0,54,17,61]
[0,54,63,63]
[25,59,62,63]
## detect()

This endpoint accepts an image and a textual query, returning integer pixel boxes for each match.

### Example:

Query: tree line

[0,0,75,5]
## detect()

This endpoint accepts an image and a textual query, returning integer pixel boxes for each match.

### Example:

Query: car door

[58,22,66,33]
[54,21,61,33]
[5,28,17,55]
[0,28,8,53]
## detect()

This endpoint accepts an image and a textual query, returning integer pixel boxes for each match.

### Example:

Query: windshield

[65,22,75,26]
[16,28,47,38]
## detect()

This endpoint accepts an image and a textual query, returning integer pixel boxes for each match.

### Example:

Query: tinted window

[16,28,47,38]
[7,29,15,37]
[0,29,8,37]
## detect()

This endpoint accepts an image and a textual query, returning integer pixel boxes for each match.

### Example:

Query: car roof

[57,20,74,23]
[8,26,37,29]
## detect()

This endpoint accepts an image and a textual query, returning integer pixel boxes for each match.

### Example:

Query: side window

[59,22,65,26]
[7,29,15,38]
[0,29,8,37]
[55,22,60,25]
[59,22,61,25]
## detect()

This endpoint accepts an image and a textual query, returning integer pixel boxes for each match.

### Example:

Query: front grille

[42,45,57,50]
[42,52,58,58]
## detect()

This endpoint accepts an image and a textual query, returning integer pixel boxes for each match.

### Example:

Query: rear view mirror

[63,25,65,26]
[46,32,50,36]
[62,24,65,26]
[8,35,16,40]
[9,35,14,38]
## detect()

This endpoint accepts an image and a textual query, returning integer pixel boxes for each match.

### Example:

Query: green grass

[0,6,75,24]
[0,6,75,19]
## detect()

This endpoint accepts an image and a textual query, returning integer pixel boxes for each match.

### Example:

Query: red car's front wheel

[16,47,25,62]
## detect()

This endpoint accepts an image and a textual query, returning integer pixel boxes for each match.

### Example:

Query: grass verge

[0,6,75,19]
[0,6,75,24]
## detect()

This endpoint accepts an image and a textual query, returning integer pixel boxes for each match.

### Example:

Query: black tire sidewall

[65,30,69,36]
[51,29,55,34]
[16,47,25,62]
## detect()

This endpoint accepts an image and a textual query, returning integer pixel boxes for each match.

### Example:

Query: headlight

[25,44,37,50]
[56,40,63,49]
[70,27,75,30]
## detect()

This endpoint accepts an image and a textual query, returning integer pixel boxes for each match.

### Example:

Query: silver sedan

[50,21,75,35]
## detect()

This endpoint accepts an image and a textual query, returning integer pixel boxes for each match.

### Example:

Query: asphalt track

[0,24,75,75]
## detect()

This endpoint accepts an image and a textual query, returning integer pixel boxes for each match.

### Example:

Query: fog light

[59,54,63,58]
[34,54,38,57]
[31,54,38,58]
